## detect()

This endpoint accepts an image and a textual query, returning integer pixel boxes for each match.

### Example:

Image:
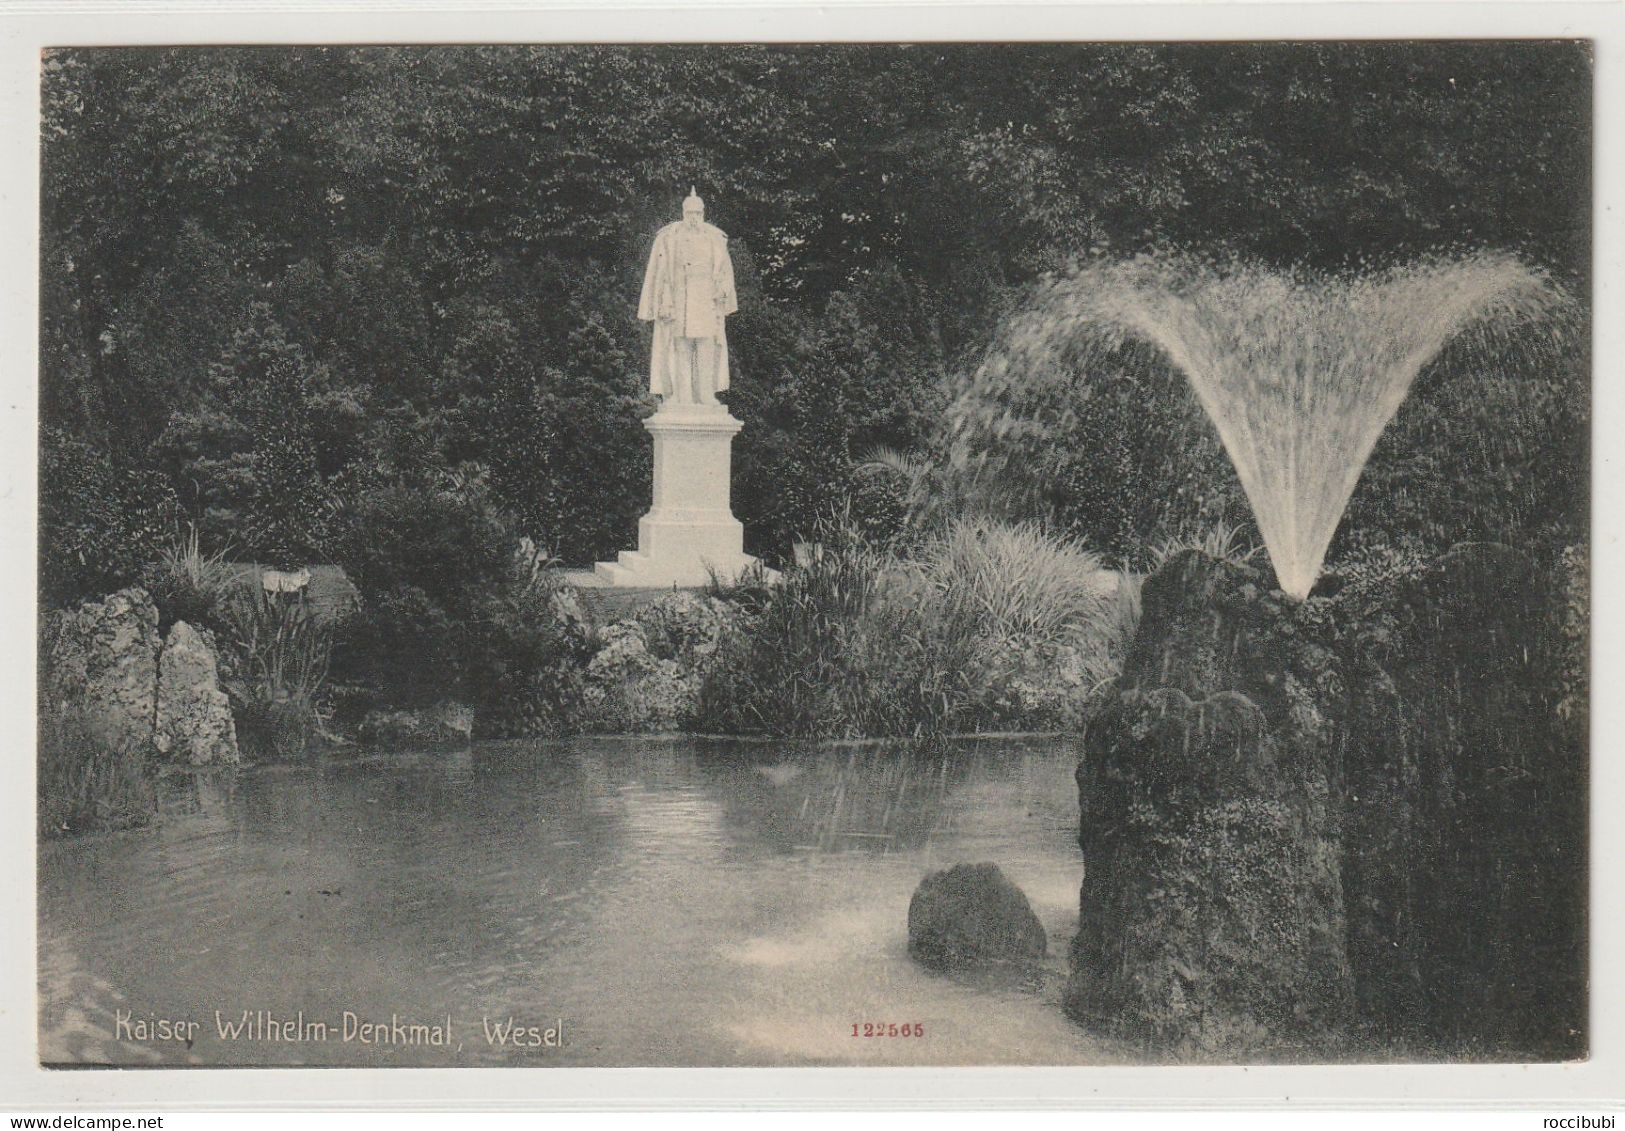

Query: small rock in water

[907,862,1046,969]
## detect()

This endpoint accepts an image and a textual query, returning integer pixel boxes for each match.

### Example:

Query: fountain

[965,249,1579,1057]
[954,250,1563,598]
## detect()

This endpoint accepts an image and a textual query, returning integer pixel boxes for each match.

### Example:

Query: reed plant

[698,528,884,737]
[37,708,157,837]
[147,524,238,634]
[220,583,333,758]
[835,559,982,738]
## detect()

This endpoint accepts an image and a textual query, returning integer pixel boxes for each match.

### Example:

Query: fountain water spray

[955,251,1563,600]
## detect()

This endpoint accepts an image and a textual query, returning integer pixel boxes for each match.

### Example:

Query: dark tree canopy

[39,42,1590,580]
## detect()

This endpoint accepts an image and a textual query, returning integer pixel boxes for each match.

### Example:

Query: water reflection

[39,735,1118,1067]
[694,740,974,855]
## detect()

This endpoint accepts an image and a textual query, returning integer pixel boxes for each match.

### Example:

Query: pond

[38,735,1125,1067]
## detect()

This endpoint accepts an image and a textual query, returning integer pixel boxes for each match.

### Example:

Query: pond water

[38,735,1125,1067]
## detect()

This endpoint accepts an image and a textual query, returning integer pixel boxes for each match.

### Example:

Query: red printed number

[850,1023,925,1037]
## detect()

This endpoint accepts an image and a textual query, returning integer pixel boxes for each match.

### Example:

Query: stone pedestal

[591,403,764,588]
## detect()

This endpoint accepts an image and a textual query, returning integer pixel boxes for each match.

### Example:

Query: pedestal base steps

[589,402,771,589]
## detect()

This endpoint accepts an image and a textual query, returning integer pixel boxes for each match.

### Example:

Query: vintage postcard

[10,7,1619,1108]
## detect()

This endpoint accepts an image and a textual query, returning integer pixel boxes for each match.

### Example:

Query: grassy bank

[696,519,1138,739]
[38,710,157,838]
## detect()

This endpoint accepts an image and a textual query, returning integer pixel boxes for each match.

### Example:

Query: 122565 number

[851,1022,924,1038]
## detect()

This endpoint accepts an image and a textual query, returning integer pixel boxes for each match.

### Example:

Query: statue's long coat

[638,220,738,396]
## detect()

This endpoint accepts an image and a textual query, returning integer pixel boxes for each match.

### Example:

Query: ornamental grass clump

[922,518,1132,720]
[147,524,238,635]
[698,517,1135,738]
[925,518,1113,650]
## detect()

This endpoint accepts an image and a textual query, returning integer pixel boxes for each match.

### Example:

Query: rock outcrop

[1065,551,1351,1058]
[581,591,740,731]
[42,587,162,753]
[908,862,1047,968]
[154,621,240,765]
[44,590,245,766]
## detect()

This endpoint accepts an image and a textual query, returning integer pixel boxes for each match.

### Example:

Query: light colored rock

[587,622,658,681]
[43,587,161,754]
[582,622,690,731]
[633,590,739,660]
[581,594,742,731]
[155,621,240,765]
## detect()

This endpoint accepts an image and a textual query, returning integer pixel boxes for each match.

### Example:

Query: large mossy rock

[1065,551,1351,1058]
[1329,542,1585,1058]
[42,587,162,754]
[908,862,1047,968]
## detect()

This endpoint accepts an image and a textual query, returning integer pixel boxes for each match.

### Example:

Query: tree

[40,43,1590,581]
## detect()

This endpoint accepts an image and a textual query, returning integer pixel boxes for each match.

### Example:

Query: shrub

[38,708,157,837]
[330,471,597,732]
[1327,542,1585,1057]
[944,329,1238,567]
[470,539,595,738]
[329,467,517,706]
[851,446,966,549]
[438,287,651,566]
[1333,309,1587,566]
[729,266,950,561]
[151,306,351,567]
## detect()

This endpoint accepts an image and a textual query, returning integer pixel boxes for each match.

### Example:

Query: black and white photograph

[19,23,1602,1088]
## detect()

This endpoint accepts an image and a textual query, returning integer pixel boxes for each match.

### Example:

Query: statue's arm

[717,238,739,316]
[638,231,671,321]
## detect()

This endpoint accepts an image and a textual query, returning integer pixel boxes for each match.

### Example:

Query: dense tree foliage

[41,42,1589,592]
